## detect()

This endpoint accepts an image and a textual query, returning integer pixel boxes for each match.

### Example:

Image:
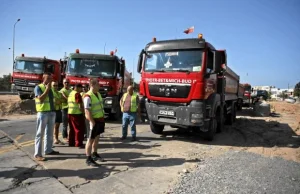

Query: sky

[0,0,299,89]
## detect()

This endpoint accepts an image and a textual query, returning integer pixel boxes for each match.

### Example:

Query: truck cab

[11,54,61,99]
[137,35,238,141]
[64,49,129,120]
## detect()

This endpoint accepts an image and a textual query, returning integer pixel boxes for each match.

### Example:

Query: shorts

[55,110,62,123]
[89,121,105,139]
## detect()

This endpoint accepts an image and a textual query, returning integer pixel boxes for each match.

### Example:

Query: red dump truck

[11,54,62,99]
[240,83,252,106]
[137,34,241,140]
[63,49,132,120]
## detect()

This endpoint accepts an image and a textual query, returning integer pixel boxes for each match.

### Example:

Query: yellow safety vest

[35,84,51,112]
[52,89,62,111]
[121,92,138,113]
[68,90,82,114]
[80,92,85,97]
[60,88,72,109]
[85,91,104,119]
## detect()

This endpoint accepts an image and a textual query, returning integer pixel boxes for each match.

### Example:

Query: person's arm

[84,96,95,127]
[75,93,84,113]
[60,89,68,101]
[35,82,51,103]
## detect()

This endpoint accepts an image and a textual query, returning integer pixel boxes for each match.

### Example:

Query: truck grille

[14,78,40,86]
[148,84,191,98]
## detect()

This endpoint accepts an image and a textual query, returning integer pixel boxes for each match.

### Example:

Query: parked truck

[11,54,62,99]
[137,34,241,141]
[240,83,252,106]
[63,49,132,120]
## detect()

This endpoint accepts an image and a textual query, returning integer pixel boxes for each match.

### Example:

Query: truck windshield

[144,50,203,72]
[67,58,116,78]
[14,60,44,74]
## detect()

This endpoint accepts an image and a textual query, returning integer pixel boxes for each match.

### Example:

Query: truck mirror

[120,63,125,77]
[137,49,144,73]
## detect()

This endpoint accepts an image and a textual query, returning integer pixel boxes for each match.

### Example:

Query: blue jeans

[122,112,137,138]
[34,111,56,157]
[62,108,68,138]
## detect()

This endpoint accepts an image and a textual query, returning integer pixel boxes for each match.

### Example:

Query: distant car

[285,97,296,104]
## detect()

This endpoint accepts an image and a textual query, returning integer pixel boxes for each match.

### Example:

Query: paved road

[1,116,300,194]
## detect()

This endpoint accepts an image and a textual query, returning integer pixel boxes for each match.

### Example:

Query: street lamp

[13,18,21,65]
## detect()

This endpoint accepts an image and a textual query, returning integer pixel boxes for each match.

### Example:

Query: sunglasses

[64,82,69,84]
[53,85,58,87]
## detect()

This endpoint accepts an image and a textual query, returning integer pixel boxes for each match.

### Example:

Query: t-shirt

[84,92,104,122]
[34,84,55,111]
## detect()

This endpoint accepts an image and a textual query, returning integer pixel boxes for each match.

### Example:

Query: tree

[294,82,300,98]
[0,74,11,91]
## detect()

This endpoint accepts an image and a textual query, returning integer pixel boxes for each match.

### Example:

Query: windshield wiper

[72,73,86,77]
[150,69,166,74]
[172,69,190,74]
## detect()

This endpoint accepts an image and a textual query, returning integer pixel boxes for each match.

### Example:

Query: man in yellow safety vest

[83,78,105,166]
[34,73,59,161]
[60,78,72,142]
[119,85,140,142]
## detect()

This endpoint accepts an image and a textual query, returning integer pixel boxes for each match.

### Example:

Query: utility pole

[132,58,135,87]
[13,19,21,65]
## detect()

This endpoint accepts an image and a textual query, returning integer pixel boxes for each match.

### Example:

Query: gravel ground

[171,151,300,194]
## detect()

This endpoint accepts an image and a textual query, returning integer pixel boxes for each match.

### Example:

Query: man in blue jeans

[34,73,59,161]
[120,86,140,141]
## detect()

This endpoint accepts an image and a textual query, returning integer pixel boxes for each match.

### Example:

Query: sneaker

[120,136,126,140]
[45,150,60,155]
[86,158,100,167]
[92,152,105,162]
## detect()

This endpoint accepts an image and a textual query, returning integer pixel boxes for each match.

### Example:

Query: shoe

[86,158,100,167]
[120,136,126,140]
[131,137,137,142]
[92,152,105,162]
[45,150,60,155]
[34,156,46,161]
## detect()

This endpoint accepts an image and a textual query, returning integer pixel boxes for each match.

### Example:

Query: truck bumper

[13,84,35,95]
[103,96,119,114]
[145,100,206,128]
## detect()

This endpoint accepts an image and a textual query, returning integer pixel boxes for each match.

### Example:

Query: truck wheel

[225,110,234,125]
[150,121,164,134]
[216,107,224,133]
[19,94,30,100]
[203,117,217,141]
[233,104,237,123]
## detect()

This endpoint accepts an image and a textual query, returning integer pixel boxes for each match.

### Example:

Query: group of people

[33,73,140,167]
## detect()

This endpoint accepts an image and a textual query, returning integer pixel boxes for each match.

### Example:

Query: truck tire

[19,94,31,100]
[233,104,237,123]
[150,121,164,134]
[203,116,217,141]
[216,107,224,133]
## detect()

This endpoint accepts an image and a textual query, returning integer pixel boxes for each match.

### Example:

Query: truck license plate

[159,110,175,116]
[22,87,28,91]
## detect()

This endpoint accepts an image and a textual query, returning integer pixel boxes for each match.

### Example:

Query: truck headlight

[191,113,203,119]
[105,99,113,105]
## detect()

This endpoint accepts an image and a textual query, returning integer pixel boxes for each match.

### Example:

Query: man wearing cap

[84,78,105,166]
[34,73,59,161]
[68,84,85,148]
[120,85,140,141]
[60,78,72,142]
